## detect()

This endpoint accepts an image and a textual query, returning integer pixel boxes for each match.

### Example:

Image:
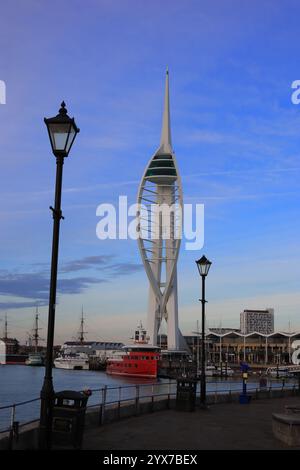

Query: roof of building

[94,342,124,350]
[64,341,95,346]
[206,330,300,339]
[242,309,273,313]
[63,341,124,349]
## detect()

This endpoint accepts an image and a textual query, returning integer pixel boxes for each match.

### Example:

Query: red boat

[106,344,160,379]
[106,323,161,378]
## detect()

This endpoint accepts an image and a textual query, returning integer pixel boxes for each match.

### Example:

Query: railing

[0,378,298,437]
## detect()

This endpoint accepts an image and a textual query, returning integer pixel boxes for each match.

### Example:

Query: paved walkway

[83,396,300,450]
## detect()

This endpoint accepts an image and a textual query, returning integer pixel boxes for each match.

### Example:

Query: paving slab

[83,396,300,450]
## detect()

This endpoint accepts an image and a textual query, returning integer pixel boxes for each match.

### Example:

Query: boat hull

[106,369,157,379]
[4,354,28,365]
[54,360,89,370]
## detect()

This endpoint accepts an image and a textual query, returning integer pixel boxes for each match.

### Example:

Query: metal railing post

[7,405,16,450]
[150,384,154,412]
[167,380,171,409]
[99,386,107,425]
[117,387,121,420]
[135,385,140,416]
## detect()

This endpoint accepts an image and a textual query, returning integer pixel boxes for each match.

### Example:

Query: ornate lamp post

[195,255,212,406]
[39,102,79,449]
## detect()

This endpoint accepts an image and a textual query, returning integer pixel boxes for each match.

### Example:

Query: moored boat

[266,366,293,378]
[198,364,235,377]
[25,353,44,366]
[106,344,160,378]
[106,322,160,378]
[54,352,89,370]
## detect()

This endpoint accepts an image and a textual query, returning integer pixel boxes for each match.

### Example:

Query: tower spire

[159,68,172,153]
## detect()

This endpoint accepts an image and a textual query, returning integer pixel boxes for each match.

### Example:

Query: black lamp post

[195,255,212,406]
[39,102,79,449]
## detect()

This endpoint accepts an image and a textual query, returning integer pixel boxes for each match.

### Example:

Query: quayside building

[185,330,300,366]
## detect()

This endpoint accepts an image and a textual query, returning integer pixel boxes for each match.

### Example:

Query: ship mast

[78,306,87,344]
[32,306,42,353]
[3,313,8,340]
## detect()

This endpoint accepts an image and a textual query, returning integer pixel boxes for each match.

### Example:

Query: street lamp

[39,102,79,449]
[195,255,212,406]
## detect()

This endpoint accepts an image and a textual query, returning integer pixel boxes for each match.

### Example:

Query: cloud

[58,255,143,277]
[105,263,143,277]
[0,255,143,309]
[0,271,104,303]
[60,255,114,273]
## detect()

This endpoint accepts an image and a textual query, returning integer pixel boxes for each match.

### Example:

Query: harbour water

[0,365,158,407]
[0,365,297,433]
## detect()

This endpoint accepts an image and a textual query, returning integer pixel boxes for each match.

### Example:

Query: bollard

[239,362,251,404]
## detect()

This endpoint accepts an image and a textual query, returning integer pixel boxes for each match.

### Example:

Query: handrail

[0,378,298,435]
[0,378,296,410]
[0,397,40,411]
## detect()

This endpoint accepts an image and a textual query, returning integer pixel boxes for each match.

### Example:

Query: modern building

[240,308,274,335]
[137,71,184,351]
[185,330,300,366]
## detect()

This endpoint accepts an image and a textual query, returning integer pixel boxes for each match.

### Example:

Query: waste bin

[52,390,90,449]
[176,378,197,412]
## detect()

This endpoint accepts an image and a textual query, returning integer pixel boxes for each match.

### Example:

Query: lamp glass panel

[48,122,71,152]
[65,124,76,153]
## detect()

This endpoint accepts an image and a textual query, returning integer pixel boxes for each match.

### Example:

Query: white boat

[266,366,293,378]
[205,365,216,377]
[54,352,89,370]
[198,365,235,377]
[25,353,44,366]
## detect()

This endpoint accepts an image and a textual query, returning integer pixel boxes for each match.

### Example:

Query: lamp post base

[39,378,55,450]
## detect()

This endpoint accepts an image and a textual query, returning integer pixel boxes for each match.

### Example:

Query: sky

[0,0,300,344]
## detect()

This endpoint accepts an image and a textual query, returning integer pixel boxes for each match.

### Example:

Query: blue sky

[0,0,300,343]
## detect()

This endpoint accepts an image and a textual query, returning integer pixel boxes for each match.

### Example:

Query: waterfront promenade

[83,396,300,450]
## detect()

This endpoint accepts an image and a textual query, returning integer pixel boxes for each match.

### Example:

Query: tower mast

[137,70,185,351]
